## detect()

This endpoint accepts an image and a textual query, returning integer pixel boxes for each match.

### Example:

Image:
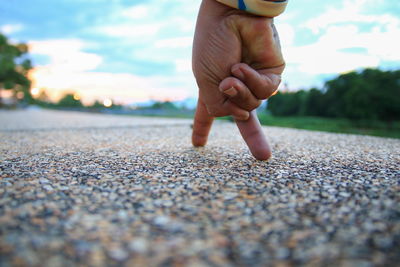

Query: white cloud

[174,59,192,73]
[87,0,199,100]
[31,67,194,104]
[154,37,193,48]
[0,24,24,34]
[95,0,198,40]
[283,25,384,75]
[305,11,398,35]
[98,23,161,39]
[28,38,196,104]
[28,39,103,72]
[167,17,197,34]
[304,0,394,33]
[281,0,400,80]
[121,5,149,20]
[276,23,295,46]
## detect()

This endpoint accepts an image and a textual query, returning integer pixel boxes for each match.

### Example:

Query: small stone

[276,247,290,260]
[39,178,50,184]
[1,109,399,267]
[162,200,173,208]
[108,247,129,262]
[224,192,238,201]
[43,185,54,191]
[153,216,170,227]
[129,238,149,254]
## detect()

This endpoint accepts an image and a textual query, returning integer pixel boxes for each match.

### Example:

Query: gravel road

[1,109,399,266]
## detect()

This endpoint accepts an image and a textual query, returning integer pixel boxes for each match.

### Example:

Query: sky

[1,0,399,105]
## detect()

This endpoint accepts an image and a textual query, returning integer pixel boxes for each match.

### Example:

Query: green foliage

[57,94,83,108]
[90,101,104,109]
[268,90,307,116]
[87,100,123,110]
[257,114,400,139]
[267,68,400,125]
[0,33,33,104]
[303,88,325,116]
[150,101,178,110]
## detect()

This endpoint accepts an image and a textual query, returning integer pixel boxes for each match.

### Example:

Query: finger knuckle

[256,90,272,100]
[240,100,261,112]
[247,100,262,111]
[259,78,270,89]
[207,106,224,118]
[253,100,262,109]
[207,109,218,117]
[256,81,277,100]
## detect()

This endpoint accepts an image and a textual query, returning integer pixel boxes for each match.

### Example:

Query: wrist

[215,0,288,17]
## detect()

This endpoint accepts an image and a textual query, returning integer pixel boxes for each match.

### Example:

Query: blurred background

[0,0,399,137]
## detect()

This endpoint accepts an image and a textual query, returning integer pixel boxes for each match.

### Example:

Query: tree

[267,90,308,116]
[343,70,379,121]
[267,67,400,126]
[362,68,400,126]
[303,88,326,116]
[324,68,400,124]
[323,73,354,118]
[151,101,178,110]
[90,100,104,109]
[57,94,83,108]
[0,33,33,106]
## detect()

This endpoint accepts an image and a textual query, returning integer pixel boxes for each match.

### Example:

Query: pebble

[0,109,399,266]
[108,247,129,262]
[42,185,54,191]
[39,178,50,184]
[128,238,149,253]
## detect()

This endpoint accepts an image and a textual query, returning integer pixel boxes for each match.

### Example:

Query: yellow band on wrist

[216,0,288,17]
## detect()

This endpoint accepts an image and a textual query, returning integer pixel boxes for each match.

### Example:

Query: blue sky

[1,0,399,104]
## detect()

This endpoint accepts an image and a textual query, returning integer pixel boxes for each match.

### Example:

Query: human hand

[192,0,285,160]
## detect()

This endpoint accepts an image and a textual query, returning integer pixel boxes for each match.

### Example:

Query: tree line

[0,33,33,105]
[2,31,399,125]
[268,68,400,125]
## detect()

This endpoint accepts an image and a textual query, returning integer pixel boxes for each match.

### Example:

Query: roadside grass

[140,111,400,139]
[256,113,400,139]
[38,106,400,139]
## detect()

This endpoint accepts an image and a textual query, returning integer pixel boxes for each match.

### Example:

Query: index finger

[235,110,272,160]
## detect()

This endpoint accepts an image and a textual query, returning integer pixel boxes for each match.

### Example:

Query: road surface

[0,109,399,266]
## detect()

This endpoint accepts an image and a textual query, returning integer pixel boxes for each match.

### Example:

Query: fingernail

[223,87,237,97]
[233,68,245,80]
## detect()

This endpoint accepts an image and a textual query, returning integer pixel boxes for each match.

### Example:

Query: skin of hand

[192,0,285,160]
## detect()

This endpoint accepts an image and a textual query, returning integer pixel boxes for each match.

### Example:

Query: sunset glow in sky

[1,0,399,105]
